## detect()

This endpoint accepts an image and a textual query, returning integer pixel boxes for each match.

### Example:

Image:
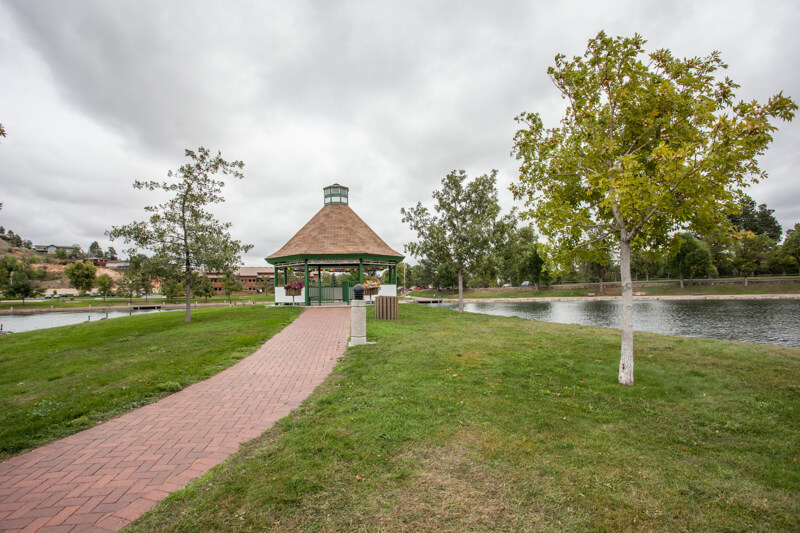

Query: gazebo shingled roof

[267,203,403,260]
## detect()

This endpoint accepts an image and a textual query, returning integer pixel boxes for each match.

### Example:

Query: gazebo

[267,184,404,305]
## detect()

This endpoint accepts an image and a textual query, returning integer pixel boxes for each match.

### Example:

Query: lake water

[0,310,161,334]
[434,299,800,348]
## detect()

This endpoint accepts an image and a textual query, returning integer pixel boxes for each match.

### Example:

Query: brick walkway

[0,307,350,532]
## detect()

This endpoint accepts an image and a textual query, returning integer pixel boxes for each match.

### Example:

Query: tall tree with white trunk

[511,32,795,385]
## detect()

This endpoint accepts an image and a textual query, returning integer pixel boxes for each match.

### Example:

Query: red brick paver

[0,307,350,532]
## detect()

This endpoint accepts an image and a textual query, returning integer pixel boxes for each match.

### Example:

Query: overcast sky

[1,0,798,266]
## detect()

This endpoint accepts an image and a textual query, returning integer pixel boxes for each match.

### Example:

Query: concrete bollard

[349,300,367,346]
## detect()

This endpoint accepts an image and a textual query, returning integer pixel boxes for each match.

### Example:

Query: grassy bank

[0,293,275,311]
[130,305,799,531]
[0,306,301,459]
[411,279,800,299]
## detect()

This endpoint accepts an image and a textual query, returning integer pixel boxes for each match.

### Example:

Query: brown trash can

[375,296,399,320]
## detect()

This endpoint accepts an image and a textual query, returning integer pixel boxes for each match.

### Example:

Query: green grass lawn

[411,279,800,299]
[0,306,301,459]
[129,305,799,532]
[0,293,275,310]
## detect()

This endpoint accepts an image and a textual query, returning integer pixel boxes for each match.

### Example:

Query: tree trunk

[599,275,604,294]
[458,267,464,313]
[619,239,634,386]
[185,263,192,323]
[744,276,748,287]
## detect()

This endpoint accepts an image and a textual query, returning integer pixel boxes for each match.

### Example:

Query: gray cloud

[1,0,798,264]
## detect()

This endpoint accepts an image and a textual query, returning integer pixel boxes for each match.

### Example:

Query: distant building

[104,260,130,270]
[33,244,73,255]
[202,267,276,294]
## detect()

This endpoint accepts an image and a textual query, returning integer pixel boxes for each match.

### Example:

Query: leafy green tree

[94,273,115,301]
[402,170,502,312]
[123,254,161,300]
[5,231,23,247]
[468,211,518,288]
[118,270,139,304]
[667,233,716,287]
[783,223,800,276]
[88,241,104,258]
[406,264,432,289]
[511,32,796,385]
[381,262,407,287]
[64,261,97,295]
[68,245,84,259]
[55,247,67,261]
[768,244,797,276]
[0,265,8,291]
[192,272,215,302]
[106,246,118,260]
[728,197,783,242]
[0,254,18,290]
[434,262,458,291]
[221,273,242,303]
[259,276,273,295]
[160,274,183,302]
[733,232,774,285]
[704,231,736,278]
[579,247,617,293]
[516,232,549,289]
[108,147,252,322]
[631,248,665,282]
[5,271,41,303]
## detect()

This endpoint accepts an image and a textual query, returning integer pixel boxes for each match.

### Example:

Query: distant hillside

[1,243,124,295]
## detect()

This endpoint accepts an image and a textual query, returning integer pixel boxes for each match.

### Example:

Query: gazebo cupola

[267,184,404,305]
[324,184,349,205]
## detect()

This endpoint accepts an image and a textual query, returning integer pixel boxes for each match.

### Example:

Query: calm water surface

[0,310,160,334]
[434,300,800,348]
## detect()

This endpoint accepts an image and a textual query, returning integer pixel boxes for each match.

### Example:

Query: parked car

[502,283,512,288]
[521,281,531,287]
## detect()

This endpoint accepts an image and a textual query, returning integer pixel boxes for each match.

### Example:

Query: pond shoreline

[0,301,259,315]
[410,293,800,304]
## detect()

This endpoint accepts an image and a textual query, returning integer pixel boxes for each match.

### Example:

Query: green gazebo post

[304,260,310,306]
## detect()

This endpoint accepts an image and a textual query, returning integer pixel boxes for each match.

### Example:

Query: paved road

[0,307,350,532]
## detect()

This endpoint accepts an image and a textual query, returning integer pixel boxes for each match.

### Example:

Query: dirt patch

[368,443,548,532]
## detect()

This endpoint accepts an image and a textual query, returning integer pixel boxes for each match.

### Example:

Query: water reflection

[0,310,160,334]
[434,299,800,348]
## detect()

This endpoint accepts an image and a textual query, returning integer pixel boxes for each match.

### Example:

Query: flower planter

[285,288,302,297]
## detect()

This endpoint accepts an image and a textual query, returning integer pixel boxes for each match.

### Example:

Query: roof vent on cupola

[324,184,349,205]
